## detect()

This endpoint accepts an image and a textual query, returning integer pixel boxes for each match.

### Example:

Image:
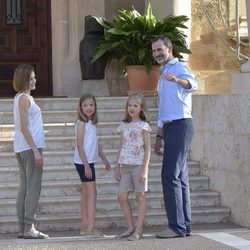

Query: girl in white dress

[74,93,111,236]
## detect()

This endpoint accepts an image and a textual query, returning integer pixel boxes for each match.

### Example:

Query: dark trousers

[162,118,194,236]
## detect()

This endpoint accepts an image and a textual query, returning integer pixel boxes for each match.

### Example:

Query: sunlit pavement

[0,223,249,250]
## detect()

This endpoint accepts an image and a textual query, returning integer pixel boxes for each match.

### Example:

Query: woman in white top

[115,92,151,241]
[13,64,48,239]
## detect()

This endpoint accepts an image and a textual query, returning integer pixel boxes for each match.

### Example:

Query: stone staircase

[0,97,230,233]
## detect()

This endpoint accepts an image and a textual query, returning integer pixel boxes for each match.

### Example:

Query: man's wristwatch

[156,134,163,139]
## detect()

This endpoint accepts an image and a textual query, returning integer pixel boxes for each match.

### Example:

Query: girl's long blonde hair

[123,92,150,123]
[77,93,98,124]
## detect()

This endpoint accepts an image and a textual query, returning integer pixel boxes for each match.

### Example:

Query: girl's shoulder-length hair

[13,64,34,92]
[123,92,150,123]
[77,93,98,124]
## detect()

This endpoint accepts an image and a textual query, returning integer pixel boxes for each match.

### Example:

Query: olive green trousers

[15,149,43,233]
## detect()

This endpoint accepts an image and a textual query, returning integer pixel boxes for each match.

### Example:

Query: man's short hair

[152,36,173,48]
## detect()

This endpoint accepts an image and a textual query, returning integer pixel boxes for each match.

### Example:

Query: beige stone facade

[51,0,106,97]
[190,0,249,94]
[191,94,250,227]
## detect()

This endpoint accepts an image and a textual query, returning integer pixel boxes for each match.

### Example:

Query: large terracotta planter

[126,65,160,96]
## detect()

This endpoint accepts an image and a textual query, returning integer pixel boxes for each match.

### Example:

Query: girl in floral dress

[115,92,151,241]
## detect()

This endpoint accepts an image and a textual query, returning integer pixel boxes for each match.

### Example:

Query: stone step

[45,191,220,212]
[0,206,231,233]
[0,97,232,234]
[2,133,165,151]
[0,176,209,199]
[0,108,158,124]
[0,148,190,166]
[0,121,158,138]
[0,97,158,112]
[0,135,119,152]
[0,191,221,217]
[0,149,163,166]
[0,161,200,182]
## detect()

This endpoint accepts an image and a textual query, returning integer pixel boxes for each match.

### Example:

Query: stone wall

[191,94,250,227]
[51,0,107,97]
[51,0,145,97]
[189,0,248,94]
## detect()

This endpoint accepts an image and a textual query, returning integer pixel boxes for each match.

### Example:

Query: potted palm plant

[92,3,191,95]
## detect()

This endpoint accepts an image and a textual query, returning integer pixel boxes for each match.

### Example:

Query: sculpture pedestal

[231,72,250,93]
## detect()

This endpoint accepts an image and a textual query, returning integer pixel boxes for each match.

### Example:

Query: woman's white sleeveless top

[13,93,45,153]
[74,120,98,164]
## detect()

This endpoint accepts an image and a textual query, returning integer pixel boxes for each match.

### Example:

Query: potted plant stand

[126,65,160,96]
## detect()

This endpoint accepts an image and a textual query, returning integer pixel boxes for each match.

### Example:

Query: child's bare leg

[85,182,97,231]
[135,192,147,234]
[80,183,88,230]
[118,192,134,235]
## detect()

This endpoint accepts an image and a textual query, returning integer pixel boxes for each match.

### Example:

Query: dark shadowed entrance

[0,0,52,97]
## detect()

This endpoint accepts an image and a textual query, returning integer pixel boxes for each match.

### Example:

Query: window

[6,0,21,24]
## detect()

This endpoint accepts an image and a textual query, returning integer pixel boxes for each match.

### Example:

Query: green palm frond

[92,3,191,74]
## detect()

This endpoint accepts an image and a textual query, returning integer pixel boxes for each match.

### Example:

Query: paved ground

[0,223,249,250]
